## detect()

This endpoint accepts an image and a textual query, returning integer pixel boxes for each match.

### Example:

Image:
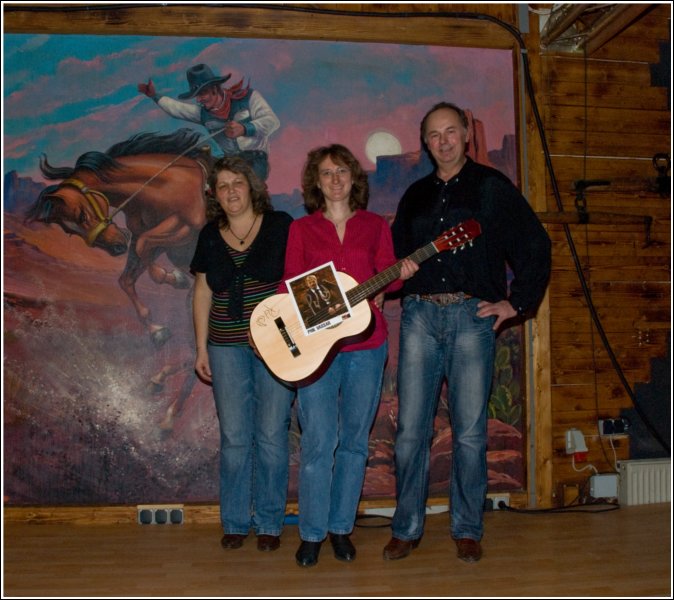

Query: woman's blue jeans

[391,297,495,541]
[208,344,295,536]
[296,342,388,542]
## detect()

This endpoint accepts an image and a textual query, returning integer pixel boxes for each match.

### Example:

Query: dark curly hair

[301,144,369,214]
[206,156,272,227]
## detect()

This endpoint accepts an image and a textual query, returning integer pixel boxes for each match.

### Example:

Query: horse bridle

[58,127,217,247]
[61,177,113,247]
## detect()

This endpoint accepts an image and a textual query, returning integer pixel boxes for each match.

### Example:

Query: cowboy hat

[178,64,231,99]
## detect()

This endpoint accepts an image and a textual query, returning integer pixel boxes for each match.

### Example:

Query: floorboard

[3,503,671,597]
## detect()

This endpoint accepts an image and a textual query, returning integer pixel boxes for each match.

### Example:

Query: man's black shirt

[391,157,551,317]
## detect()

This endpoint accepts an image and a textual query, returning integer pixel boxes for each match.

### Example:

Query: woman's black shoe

[329,533,356,562]
[295,540,322,567]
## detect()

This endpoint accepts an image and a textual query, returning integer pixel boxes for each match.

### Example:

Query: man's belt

[414,292,471,305]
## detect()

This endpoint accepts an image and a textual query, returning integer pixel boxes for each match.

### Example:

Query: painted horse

[25,128,211,347]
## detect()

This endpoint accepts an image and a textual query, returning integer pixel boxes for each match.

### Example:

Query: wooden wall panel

[590,5,670,63]
[541,1,671,506]
[542,156,669,191]
[543,81,667,110]
[547,131,670,157]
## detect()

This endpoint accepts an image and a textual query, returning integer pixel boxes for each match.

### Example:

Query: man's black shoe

[295,540,322,567]
[329,533,356,562]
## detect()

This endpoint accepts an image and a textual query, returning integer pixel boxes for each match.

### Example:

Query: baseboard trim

[3,499,395,525]
[4,494,525,525]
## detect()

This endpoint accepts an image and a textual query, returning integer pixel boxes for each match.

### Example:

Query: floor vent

[618,458,671,505]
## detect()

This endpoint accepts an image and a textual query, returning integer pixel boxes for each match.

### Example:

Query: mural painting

[3,34,524,505]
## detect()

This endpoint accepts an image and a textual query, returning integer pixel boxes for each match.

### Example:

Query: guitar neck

[346,242,438,307]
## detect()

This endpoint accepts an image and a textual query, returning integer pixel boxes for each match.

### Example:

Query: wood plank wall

[537,4,671,502]
[3,3,670,513]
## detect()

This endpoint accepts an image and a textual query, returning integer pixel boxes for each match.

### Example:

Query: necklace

[227,214,258,246]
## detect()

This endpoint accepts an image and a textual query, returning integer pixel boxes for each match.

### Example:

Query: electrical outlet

[486,493,510,510]
[589,473,618,498]
[565,428,588,454]
[137,504,184,525]
[598,418,630,436]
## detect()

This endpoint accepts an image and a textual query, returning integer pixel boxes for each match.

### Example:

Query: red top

[281,209,403,352]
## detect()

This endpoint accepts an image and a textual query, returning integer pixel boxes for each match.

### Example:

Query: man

[304,274,335,315]
[385,102,551,563]
[302,273,346,327]
[138,63,280,181]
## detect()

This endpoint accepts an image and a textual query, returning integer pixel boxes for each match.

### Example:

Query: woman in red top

[283,144,417,567]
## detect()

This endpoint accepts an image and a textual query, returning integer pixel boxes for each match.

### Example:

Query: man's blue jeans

[391,296,495,541]
[208,344,295,536]
[296,342,388,542]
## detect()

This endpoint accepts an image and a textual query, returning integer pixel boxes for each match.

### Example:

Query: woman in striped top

[191,157,294,553]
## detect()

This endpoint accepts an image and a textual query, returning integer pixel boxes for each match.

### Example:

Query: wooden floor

[3,503,671,597]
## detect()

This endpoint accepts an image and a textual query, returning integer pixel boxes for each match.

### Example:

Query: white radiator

[618,458,671,505]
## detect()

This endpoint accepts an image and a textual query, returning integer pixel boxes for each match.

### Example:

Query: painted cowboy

[139,63,280,181]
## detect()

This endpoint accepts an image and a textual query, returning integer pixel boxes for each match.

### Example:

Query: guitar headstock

[433,219,482,252]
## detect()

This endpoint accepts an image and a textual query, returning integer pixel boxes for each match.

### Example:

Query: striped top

[208,247,277,346]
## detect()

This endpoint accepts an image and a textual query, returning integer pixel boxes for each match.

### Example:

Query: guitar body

[250,272,372,384]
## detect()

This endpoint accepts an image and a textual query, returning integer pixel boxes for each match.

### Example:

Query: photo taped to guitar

[286,261,352,335]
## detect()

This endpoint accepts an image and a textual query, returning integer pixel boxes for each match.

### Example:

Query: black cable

[354,514,393,528]
[499,501,620,514]
[7,2,668,453]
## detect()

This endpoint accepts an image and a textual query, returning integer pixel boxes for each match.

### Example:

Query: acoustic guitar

[250,219,481,384]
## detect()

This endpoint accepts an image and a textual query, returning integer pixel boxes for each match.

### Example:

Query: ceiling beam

[540,3,593,48]
[582,3,654,55]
